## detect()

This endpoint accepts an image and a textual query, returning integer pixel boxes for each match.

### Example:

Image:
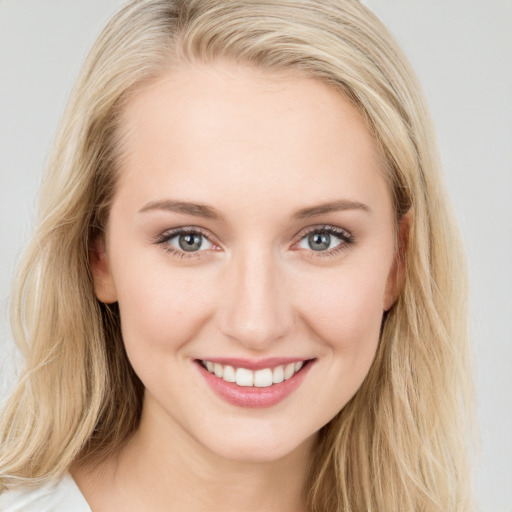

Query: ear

[90,234,118,304]
[383,211,411,311]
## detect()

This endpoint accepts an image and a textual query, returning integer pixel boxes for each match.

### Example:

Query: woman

[0,0,474,511]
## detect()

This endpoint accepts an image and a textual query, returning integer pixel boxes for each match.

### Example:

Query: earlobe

[383,211,411,311]
[90,235,118,304]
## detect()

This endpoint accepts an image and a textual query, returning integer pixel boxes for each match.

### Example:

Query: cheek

[112,256,218,359]
[282,261,391,428]
[297,264,387,359]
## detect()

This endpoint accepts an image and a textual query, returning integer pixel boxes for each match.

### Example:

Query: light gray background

[1,1,511,510]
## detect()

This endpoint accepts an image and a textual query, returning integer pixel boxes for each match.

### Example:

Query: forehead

[115,62,391,219]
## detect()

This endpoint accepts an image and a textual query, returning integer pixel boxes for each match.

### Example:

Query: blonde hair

[0,1,474,510]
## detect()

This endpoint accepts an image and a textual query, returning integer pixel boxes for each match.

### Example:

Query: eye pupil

[179,233,202,251]
[308,232,330,251]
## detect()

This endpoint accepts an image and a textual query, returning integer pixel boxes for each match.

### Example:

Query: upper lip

[196,357,313,370]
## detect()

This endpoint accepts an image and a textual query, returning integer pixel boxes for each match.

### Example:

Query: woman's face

[92,62,402,463]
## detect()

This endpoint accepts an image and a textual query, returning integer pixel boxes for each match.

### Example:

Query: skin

[76,61,405,512]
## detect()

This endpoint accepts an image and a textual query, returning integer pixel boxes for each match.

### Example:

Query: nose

[217,246,294,350]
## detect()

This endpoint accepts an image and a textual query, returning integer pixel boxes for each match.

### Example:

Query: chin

[196,424,316,464]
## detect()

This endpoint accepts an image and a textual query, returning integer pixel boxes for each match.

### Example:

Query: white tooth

[235,367,254,387]
[223,365,236,383]
[272,365,284,384]
[294,361,303,372]
[254,368,273,387]
[213,363,223,378]
[205,361,214,373]
[284,363,295,380]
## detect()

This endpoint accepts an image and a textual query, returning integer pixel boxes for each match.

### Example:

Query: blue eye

[297,227,352,253]
[155,225,352,259]
[163,230,213,253]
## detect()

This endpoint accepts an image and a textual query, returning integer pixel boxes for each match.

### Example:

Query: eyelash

[153,224,354,260]
[153,226,214,260]
[295,225,354,259]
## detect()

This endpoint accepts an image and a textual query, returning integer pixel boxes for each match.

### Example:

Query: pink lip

[195,359,315,408]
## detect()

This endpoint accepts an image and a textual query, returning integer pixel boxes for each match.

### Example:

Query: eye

[167,231,213,252]
[296,226,353,254]
[154,228,215,257]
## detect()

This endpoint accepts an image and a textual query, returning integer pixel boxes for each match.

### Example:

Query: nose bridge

[219,243,293,349]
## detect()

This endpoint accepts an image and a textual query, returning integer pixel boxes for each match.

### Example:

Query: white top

[0,473,91,512]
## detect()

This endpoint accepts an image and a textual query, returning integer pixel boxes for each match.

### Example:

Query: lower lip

[196,360,314,408]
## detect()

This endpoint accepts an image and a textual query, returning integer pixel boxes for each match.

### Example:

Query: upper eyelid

[294,224,352,242]
[157,224,351,237]
[157,226,214,241]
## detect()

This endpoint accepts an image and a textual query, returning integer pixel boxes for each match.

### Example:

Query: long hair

[0,1,474,510]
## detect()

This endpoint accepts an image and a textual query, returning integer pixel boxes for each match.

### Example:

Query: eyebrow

[138,198,370,221]
[292,199,371,220]
[138,200,224,220]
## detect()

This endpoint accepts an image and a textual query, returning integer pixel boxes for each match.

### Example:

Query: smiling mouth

[198,359,312,388]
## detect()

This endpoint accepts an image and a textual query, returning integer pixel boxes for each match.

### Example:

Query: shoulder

[0,473,91,512]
